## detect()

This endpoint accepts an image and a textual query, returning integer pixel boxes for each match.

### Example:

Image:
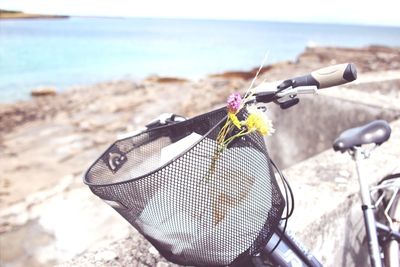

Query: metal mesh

[84,107,284,266]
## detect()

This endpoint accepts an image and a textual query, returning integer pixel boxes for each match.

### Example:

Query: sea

[0,17,399,103]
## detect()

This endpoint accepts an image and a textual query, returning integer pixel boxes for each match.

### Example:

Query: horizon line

[2,8,400,28]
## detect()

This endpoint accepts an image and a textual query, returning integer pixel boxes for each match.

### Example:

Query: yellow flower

[245,110,275,136]
[228,112,241,129]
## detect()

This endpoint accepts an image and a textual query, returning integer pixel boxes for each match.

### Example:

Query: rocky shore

[0,45,399,267]
[0,9,69,19]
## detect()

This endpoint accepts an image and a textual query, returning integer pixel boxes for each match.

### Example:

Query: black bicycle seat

[333,120,391,153]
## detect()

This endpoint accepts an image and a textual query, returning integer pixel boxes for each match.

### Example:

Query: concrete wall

[266,93,399,169]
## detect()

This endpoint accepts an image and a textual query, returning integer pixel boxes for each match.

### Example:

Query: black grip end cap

[343,63,357,82]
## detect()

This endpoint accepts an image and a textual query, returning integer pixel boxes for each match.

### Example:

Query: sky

[1,0,400,27]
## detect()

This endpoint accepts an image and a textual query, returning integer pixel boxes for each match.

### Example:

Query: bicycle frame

[230,221,323,267]
[263,223,323,267]
[352,147,383,267]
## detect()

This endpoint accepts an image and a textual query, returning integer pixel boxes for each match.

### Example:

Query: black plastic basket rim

[83,107,228,188]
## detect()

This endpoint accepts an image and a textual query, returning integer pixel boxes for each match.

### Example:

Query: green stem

[217,118,231,144]
[222,129,251,148]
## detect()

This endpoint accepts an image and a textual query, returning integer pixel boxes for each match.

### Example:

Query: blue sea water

[0,17,399,102]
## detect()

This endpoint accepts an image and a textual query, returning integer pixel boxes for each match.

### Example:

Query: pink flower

[227,92,242,113]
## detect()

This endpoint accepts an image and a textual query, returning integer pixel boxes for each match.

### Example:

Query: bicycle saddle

[333,120,391,153]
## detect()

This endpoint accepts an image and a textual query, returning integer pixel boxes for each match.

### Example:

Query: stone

[94,250,117,262]
[148,246,159,256]
[334,177,348,184]
[156,262,169,267]
[339,170,351,178]
[31,87,57,97]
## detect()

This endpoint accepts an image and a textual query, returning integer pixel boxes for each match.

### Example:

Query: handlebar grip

[291,63,357,89]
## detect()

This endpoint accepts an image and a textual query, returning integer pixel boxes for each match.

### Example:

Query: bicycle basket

[84,107,284,266]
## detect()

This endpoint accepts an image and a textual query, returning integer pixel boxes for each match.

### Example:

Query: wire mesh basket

[84,107,284,266]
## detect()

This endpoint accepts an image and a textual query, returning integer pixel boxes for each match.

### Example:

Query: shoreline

[0,9,69,19]
[1,45,400,142]
[0,15,69,19]
[1,45,399,107]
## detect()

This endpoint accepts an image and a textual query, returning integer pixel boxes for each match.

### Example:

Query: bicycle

[331,121,399,267]
[83,63,399,266]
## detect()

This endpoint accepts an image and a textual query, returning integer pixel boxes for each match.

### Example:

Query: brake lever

[276,86,318,102]
[250,81,318,108]
[274,86,318,109]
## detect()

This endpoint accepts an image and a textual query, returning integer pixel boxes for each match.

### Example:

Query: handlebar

[291,63,357,89]
[252,63,358,108]
[140,64,359,131]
